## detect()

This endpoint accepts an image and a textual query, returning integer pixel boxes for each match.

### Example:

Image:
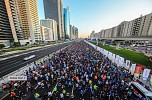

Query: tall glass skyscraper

[63,7,70,39]
[43,0,64,40]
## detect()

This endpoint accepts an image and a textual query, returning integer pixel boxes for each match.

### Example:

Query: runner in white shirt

[60,93,64,99]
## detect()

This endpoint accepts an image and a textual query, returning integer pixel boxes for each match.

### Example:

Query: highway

[0,42,73,78]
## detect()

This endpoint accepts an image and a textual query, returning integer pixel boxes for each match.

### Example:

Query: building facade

[5,0,24,42]
[92,13,152,39]
[40,19,58,41]
[0,0,13,46]
[72,26,76,39]
[17,0,41,43]
[90,31,95,39]
[40,26,52,41]
[75,27,78,39]
[70,25,73,40]
[43,0,64,40]
[63,7,70,39]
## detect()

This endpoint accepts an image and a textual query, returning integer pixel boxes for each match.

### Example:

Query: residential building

[92,13,152,39]
[5,0,24,42]
[43,0,64,40]
[17,0,41,43]
[0,0,25,46]
[90,31,95,39]
[0,0,13,46]
[139,13,152,36]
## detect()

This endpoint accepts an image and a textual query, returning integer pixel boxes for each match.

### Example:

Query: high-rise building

[17,0,41,43]
[90,31,95,39]
[43,0,64,40]
[70,25,73,40]
[63,6,70,39]
[0,0,25,46]
[5,0,24,42]
[40,19,58,41]
[72,26,76,39]
[0,0,13,46]
[93,12,152,39]
[75,27,78,39]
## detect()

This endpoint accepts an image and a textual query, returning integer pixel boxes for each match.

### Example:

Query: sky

[38,0,152,38]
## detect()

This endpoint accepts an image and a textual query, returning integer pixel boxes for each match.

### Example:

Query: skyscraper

[17,0,41,43]
[75,27,78,39]
[5,0,24,42]
[72,26,75,39]
[63,6,70,39]
[0,0,13,46]
[70,25,73,40]
[43,0,64,40]
[0,0,25,46]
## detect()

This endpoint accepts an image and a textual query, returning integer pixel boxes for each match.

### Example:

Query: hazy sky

[38,0,152,38]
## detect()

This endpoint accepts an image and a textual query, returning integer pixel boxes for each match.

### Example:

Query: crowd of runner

[1,41,147,100]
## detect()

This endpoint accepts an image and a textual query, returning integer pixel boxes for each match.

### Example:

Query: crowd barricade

[85,40,152,88]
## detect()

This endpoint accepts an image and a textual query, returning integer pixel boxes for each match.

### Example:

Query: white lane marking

[0,58,7,61]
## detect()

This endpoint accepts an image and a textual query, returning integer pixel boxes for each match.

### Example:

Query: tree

[14,42,20,47]
[0,44,5,49]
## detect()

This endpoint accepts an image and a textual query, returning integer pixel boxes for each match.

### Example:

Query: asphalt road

[0,42,74,78]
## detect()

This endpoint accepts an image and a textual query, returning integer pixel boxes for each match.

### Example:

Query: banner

[115,55,120,64]
[134,66,141,74]
[112,54,115,62]
[125,60,130,69]
[103,49,105,55]
[105,50,108,57]
[100,48,103,52]
[120,57,124,67]
[108,52,112,60]
[142,69,150,79]
[97,47,100,51]
[130,64,136,71]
